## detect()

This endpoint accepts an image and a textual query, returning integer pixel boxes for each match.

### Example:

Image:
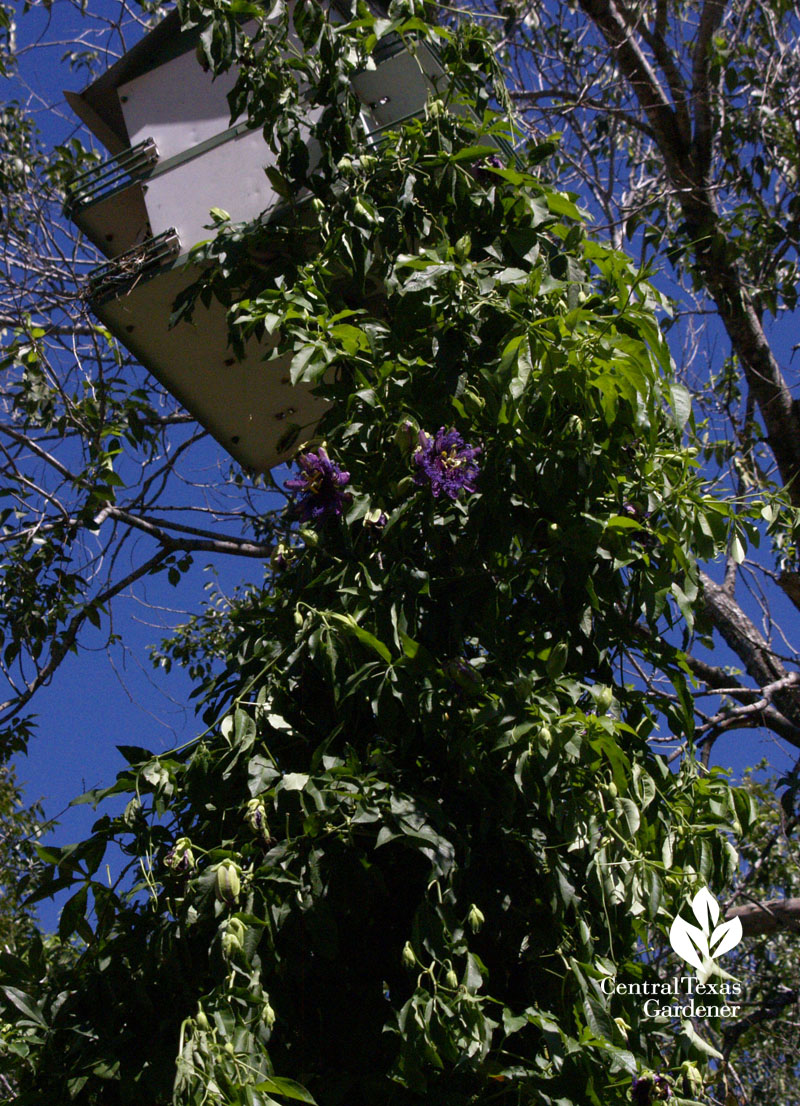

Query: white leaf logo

[669,886,742,974]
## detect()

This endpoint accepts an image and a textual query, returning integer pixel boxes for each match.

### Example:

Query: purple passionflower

[622,501,651,522]
[413,428,481,499]
[471,153,504,184]
[631,1073,672,1105]
[285,447,352,523]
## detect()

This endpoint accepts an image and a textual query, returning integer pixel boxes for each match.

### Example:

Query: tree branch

[94,506,274,558]
[722,985,798,1053]
[0,548,173,728]
[701,571,800,730]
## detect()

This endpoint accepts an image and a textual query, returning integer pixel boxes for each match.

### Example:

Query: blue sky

[8,0,798,933]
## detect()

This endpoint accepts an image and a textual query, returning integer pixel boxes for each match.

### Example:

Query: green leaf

[327,613,392,663]
[253,1076,318,1103]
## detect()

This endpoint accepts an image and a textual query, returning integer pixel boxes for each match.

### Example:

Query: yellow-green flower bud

[245,797,270,839]
[214,860,241,905]
[680,1061,705,1099]
[261,1000,276,1029]
[221,916,247,957]
[196,1008,209,1031]
[270,542,294,572]
[445,968,459,989]
[467,904,485,933]
[401,941,416,970]
[594,685,614,714]
[165,837,195,873]
[613,1016,629,1041]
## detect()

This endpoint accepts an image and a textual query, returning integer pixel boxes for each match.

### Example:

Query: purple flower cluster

[413,428,481,500]
[285,447,352,523]
[631,1073,672,1105]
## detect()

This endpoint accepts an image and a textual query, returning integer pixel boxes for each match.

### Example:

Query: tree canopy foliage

[467,0,800,761]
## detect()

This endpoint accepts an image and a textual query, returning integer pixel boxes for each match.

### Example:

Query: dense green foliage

[0,3,765,1104]
[0,766,44,950]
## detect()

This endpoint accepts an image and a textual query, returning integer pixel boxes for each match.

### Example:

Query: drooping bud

[594,685,614,714]
[613,1016,629,1041]
[298,527,319,547]
[213,859,242,905]
[122,796,143,828]
[165,837,195,874]
[244,797,270,840]
[445,967,459,989]
[364,506,388,531]
[454,233,472,261]
[680,1061,704,1099]
[261,1000,276,1030]
[467,904,485,933]
[196,1007,209,1031]
[270,542,294,572]
[220,916,247,957]
[394,418,419,456]
[401,941,416,970]
[537,726,552,749]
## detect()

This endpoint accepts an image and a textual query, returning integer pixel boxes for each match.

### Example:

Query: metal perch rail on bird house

[63,3,448,472]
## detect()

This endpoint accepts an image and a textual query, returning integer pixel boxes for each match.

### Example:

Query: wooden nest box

[64,5,445,471]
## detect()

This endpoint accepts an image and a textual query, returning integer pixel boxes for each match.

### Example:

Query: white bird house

[64,7,446,471]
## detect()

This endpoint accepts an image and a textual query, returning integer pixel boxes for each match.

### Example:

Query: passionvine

[0,3,748,1105]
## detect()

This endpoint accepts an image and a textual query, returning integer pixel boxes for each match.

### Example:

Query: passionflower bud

[364,506,388,530]
[221,916,247,957]
[165,837,195,874]
[245,797,270,839]
[594,685,614,714]
[401,941,416,970]
[680,1062,704,1099]
[394,418,419,456]
[214,859,242,905]
[261,1000,276,1029]
[270,542,294,571]
[613,1016,629,1041]
[445,968,459,989]
[196,1007,210,1031]
[537,725,552,749]
[467,904,485,933]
